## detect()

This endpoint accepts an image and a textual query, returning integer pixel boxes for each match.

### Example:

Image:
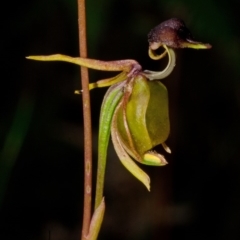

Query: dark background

[1,0,240,239]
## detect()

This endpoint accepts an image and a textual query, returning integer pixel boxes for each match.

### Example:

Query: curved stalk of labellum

[143,45,176,80]
[111,99,151,191]
[147,45,168,60]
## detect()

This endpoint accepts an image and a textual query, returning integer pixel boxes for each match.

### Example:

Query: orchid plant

[27,18,211,240]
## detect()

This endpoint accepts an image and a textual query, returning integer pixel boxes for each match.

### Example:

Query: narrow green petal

[89,72,127,90]
[95,82,125,209]
[74,72,127,94]
[26,54,141,72]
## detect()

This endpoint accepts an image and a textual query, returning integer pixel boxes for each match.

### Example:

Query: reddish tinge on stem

[77,0,92,239]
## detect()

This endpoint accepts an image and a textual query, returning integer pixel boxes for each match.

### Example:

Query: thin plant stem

[77,0,92,239]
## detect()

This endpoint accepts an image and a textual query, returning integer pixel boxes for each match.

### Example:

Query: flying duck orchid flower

[26,18,211,210]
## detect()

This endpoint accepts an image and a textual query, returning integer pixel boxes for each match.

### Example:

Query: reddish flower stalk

[77,0,92,239]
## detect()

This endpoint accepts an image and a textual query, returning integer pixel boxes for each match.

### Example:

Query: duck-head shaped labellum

[148,18,212,50]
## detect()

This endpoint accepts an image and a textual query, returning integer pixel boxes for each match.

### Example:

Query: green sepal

[126,76,170,152]
[115,75,170,166]
[146,80,170,146]
[111,100,151,191]
[95,81,125,209]
[125,75,152,156]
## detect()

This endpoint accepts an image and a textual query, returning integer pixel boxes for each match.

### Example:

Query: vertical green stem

[77,0,92,239]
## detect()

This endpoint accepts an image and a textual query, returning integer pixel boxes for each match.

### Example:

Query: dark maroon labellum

[148,18,211,49]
